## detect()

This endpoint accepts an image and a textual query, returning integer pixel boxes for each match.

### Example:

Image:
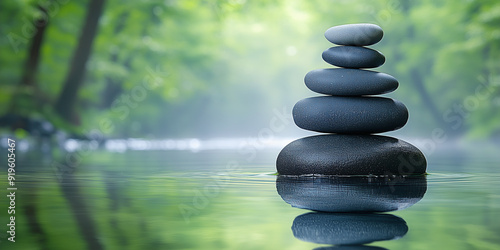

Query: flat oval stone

[292,213,408,245]
[276,176,427,212]
[304,68,398,96]
[325,23,383,46]
[293,96,408,134]
[276,134,427,176]
[322,46,385,68]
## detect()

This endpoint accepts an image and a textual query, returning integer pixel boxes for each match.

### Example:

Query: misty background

[1,0,499,141]
[1,1,500,249]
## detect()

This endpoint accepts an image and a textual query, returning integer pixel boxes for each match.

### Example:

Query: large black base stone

[276,175,427,212]
[276,134,426,176]
[292,213,408,245]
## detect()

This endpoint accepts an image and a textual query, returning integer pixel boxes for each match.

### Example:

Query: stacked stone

[277,23,426,176]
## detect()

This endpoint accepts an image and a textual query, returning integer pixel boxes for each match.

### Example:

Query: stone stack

[277,23,426,176]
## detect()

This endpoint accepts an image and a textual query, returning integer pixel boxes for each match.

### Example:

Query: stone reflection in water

[276,175,427,212]
[313,245,388,250]
[277,176,427,248]
[293,212,407,246]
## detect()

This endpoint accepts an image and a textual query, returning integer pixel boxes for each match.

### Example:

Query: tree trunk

[99,56,131,109]
[100,12,131,109]
[21,5,48,87]
[409,69,454,132]
[54,0,106,124]
[8,4,49,113]
[401,0,450,131]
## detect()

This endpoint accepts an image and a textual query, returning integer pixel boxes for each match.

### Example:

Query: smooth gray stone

[325,23,383,46]
[322,46,385,68]
[293,96,408,134]
[292,213,408,245]
[304,68,398,96]
[276,134,427,176]
[276,175,427,212]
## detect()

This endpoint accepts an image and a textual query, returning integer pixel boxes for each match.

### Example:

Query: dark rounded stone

[325,23,383,46]
[292,212,408,245]
[292,96,408,134]
[304,68,398,96]
[322,46,385,68]
[276,175,427,212]
[276,134,427,176]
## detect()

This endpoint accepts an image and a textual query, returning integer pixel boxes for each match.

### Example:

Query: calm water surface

[0,140,499,249]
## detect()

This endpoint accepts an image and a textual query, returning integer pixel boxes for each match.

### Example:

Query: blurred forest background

[1,1,499,249]
[0,0,499,140]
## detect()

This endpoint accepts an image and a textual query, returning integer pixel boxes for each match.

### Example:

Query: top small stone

[325,23,383,46]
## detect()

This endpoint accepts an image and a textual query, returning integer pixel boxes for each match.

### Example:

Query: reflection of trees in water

[60,167,151,249]
[104,171,129,247]
[17,149,52,249]
[24,176,49,250]
[104,170,157,248]
[18,146,104,249]
[59,168,104,250]
[22,152,158,249]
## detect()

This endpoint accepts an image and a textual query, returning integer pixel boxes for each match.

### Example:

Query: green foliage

[0,0,499,138]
